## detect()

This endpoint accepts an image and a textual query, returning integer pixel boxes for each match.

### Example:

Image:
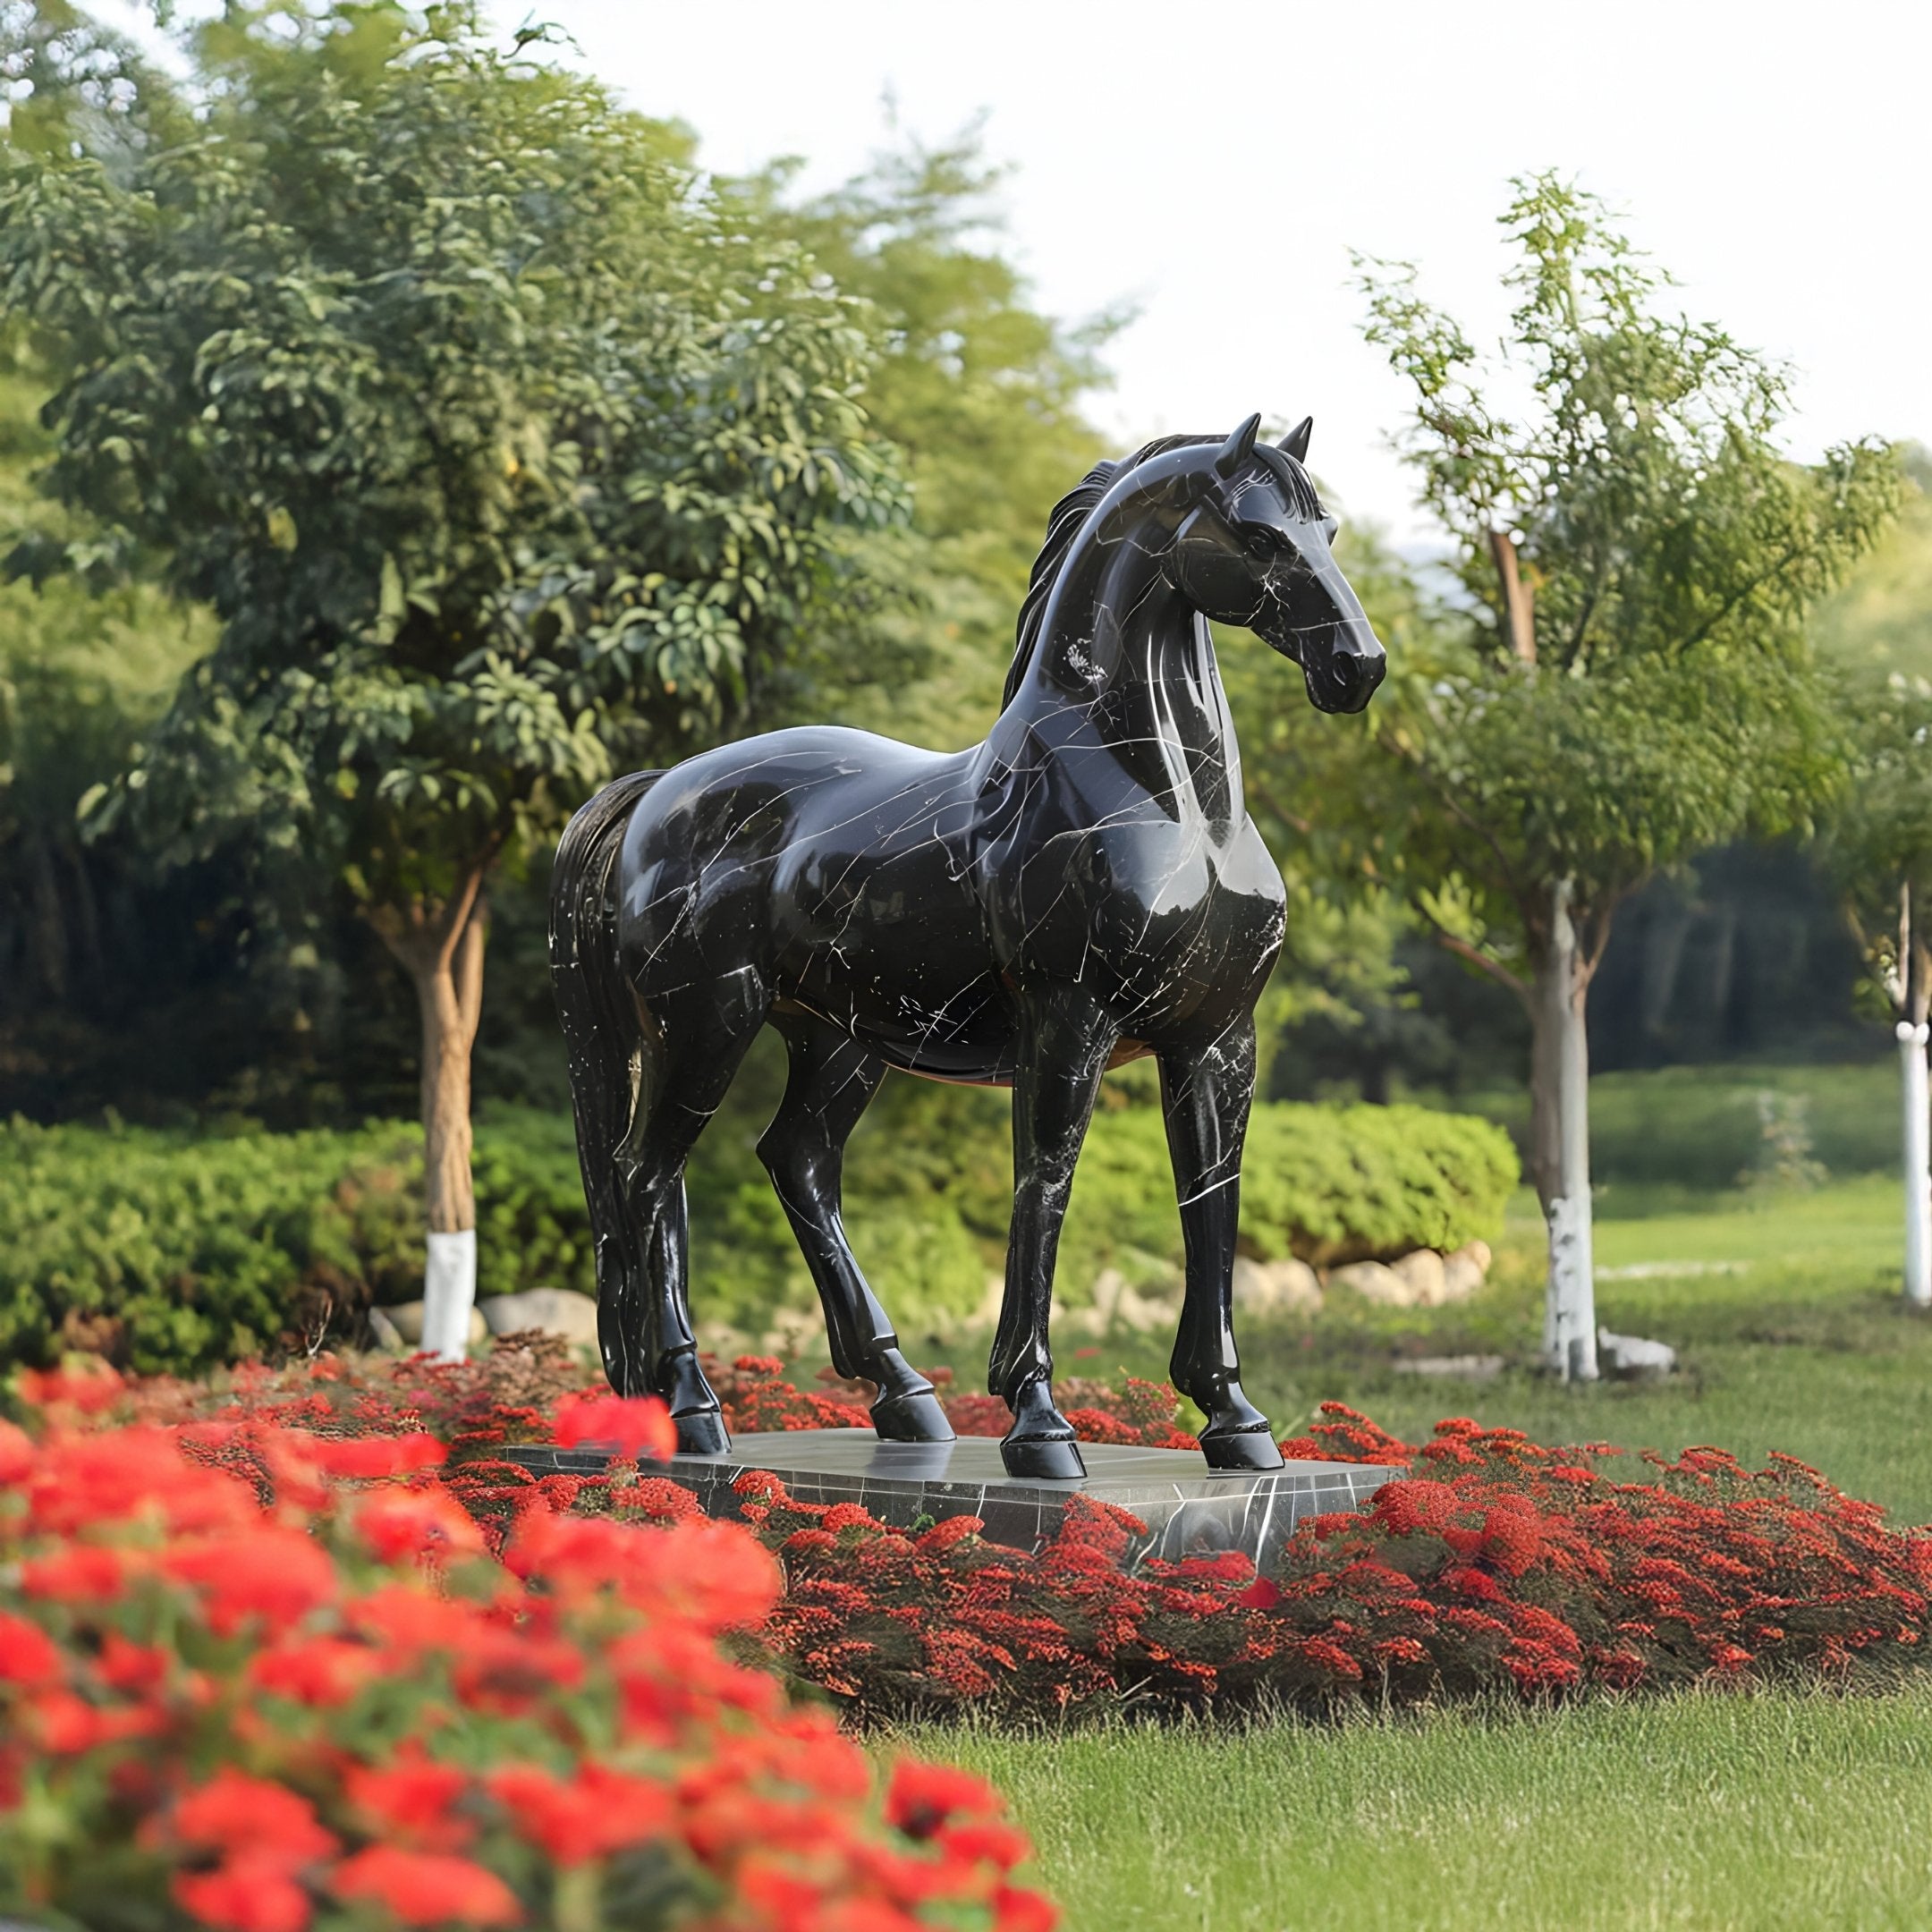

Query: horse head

[1164,411,1387,715]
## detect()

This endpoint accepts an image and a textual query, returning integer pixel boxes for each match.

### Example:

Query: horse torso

[614,679,1284,1083]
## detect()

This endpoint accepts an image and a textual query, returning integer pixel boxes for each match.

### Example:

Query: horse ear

[1213,411,1262,479]
[1280,415,1313,463]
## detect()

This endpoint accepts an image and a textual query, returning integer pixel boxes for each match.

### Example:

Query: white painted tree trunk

[422,1229,479,1360]
[1899,1021,1931,1309]
[1541,879,1599,1381]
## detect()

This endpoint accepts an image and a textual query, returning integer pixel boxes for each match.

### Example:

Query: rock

[1598,1329,1677,1381]
[1232,1255,1323,1315]
[1090,1267,1127,1326]
[972,1275,1006,1327]
[695,1320,752,1360]
[1087,1267,1175,1333]
[1392,1354,1504,1380]
[1443,1240,1492,1300]
[1388,1248,1448,1307]
[478,1287,599,1349]
[366,1307,406,1354]
[381,1299,486,1350]
[1327,1259,1412,1306]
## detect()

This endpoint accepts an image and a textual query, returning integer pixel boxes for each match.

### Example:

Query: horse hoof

[673,1410,731,1457]
[872,1388,956,1444]
[1001,1433,1088,1481]
[1200,1426,1284,1474]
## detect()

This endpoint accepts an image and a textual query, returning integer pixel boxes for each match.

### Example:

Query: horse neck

[1006,509,1244,828]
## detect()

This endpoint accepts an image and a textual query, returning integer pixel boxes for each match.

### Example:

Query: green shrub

[0,1096,1517,1375]
[1460,1059,1895,1193]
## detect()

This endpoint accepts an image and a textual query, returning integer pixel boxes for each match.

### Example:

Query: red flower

[97,1633,170,1695]
[353,1489,485,1566]
[21,1543,134,1602]
[1481,1507,1544,1576]
[1371,1479,1459,1538]
[164,1530,338,1636]
[174,1769,339,1869]
[937,1819,1033,1869]
[29,1690,163,1753]
[1298,1637,1364,1680]
[249,1637,379,1707]
[331,1848,521,1927]
[822,1502,882,1533]
[553,1394,674,1462]
[347,1583,483,1656]
[488,1763,673,1865]
[17,1359,124,1413]
[0,1418,32,1484]
[0,1612,62,1687]
[1232,1576,1281,1610]
[174,1859,313,1932]
[996,1885,1060,1932]
[918,1516,984,1554]
[886,1759,1004,1840]
[1442,1564,1507,1604]
[345,1758,472,1847]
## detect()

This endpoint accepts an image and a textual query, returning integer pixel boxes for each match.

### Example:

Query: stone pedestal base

[499,1429,1395,1576]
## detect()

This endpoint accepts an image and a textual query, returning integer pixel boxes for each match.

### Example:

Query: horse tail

[549,770,663,1371]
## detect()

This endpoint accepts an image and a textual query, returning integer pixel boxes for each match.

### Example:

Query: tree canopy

[1272,175,1902,1005]
[2,3,905,917]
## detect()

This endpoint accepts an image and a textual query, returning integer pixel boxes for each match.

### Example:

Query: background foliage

[0,1096,1516,1376]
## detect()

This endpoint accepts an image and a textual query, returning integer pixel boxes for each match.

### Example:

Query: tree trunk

[1529,878,1599,1380]
[368,874,489,1360]
[1489,529,1537,665]
[1900,1019,1930,1309]
[25,826,67,1003]
[1899,884,1931,1309]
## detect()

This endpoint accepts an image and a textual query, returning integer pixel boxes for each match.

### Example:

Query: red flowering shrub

[724,1402,1932,1720]
[0,1368,1055,1930]
[714,1356,1196,1451]
[28,1356,1932,1733]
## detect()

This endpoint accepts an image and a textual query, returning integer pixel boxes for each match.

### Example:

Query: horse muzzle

[1303,621,1386,715]
[1261,613,1387,716]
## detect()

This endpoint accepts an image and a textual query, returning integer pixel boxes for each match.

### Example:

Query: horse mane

[1001,434,1324,708]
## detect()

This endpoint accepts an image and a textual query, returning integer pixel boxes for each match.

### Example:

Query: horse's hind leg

[1158,1015,1284,1472]
[758,1013,953,1443]
[612,974,767,1453]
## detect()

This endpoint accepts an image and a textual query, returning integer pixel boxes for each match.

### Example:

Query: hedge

[0,1097,1516,1375]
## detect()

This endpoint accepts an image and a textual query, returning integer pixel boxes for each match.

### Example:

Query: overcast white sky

[96,0,1932,542]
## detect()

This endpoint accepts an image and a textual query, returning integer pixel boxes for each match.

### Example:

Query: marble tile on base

[496,1429,1396,1577]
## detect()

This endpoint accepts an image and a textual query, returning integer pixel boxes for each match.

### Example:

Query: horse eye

[1241,527,1279,558]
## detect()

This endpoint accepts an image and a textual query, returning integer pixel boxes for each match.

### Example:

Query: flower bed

[0,1360,1055,1931]
[733,1402,1932,1718]
[13,1350,1932,1751]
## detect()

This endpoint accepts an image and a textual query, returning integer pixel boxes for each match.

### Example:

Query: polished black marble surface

[499,1428,1396,1577]
[550,414,1387,1479]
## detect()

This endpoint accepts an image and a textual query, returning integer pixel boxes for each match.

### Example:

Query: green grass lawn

[925,1685,1932,1932]
[907,1173,1932,1522]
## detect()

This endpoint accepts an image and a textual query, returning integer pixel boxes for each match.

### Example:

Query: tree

[1819,666,1932,1306]
[731,128,1119,749]
[0,2,903,1350]
[1279,176,1902,1376]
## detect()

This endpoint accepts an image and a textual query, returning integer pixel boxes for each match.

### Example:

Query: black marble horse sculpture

[551,412,1386,1478]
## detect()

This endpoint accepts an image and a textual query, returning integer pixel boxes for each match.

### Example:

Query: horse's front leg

[991,988,1115,1480]
[1160,1015,1285,1472]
